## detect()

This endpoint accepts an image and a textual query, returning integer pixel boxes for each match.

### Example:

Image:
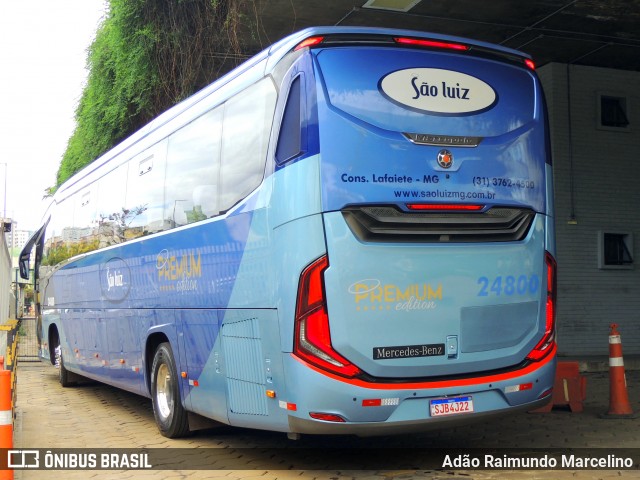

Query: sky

[0,0,106,231]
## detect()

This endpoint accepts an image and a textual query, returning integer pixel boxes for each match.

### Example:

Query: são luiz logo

[348,279,442,312]
[156,248,202,293]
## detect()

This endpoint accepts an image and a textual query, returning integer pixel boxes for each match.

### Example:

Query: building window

[598,231,634,269]
[598,94,630,130]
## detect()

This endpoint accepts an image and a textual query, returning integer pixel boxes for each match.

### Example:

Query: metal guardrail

[15,317,38,363]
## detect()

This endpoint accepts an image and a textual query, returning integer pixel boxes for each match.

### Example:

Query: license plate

[430,396,474,417]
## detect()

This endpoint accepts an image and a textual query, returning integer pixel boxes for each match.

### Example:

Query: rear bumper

[288,396,550,436]
[282,350,556,436]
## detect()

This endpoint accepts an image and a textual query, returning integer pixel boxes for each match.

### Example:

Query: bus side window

[41,199,74,269]
[219,78,277,212]
[72,187,98,256]
[96,163,129,248]
[276,75,304,165]
[165,106,223,227]
[123,141,168,237]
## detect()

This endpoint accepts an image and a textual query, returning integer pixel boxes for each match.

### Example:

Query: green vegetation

[186,205,207,224]
[23,284,34,305]
[57,0,248,187]
[42,239,101,266]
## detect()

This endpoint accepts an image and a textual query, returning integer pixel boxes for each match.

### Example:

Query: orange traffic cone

[601,323,636,419]
[0,370,13,479]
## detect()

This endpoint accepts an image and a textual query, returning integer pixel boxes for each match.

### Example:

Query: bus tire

[150,342,190,438]
[59,354,74,387]
[56,345,76,388]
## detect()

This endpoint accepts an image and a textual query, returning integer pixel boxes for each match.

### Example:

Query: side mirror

[19,251,30,280]
[19,222,47,280]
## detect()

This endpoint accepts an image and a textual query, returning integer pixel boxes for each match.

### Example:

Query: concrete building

[6,228,32,250]
[538,64,640,356]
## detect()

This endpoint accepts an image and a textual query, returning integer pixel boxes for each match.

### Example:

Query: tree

[56,0,249,187]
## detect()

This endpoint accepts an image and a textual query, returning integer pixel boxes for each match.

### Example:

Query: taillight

[526,252,557,361]
[293,256,361,378]
[406,204,484,212]
[524,58,536,70]
[394,37,469,51]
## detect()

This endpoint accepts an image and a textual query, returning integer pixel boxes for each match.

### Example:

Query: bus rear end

[282,29,556,435]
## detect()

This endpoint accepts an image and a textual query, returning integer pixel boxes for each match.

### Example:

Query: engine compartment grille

[342,205,536,243]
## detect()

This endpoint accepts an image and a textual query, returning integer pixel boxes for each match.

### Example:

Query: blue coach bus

[20,27,556,438]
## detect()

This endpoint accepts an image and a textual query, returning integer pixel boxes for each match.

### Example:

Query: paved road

[12,362,640,479]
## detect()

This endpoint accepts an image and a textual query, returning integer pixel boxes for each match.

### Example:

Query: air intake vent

[342,206,535,243]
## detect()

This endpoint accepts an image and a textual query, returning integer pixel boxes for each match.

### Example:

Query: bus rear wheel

[150,342,190,438]
[54,343,76,388]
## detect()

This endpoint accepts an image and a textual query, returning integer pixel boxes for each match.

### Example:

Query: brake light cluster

[406,203,484,211]
[292,34,536,70]
[293,256,361,378]
[293,35,470,52]
[394,36,469,51]
[526,252,557,361]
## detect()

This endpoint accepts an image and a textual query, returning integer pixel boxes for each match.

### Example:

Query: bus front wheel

[150,342,190,438]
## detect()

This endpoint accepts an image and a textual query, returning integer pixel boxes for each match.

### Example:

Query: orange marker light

[294,36,324,51]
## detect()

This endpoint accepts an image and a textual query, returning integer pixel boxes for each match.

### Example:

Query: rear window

[315,47,536,137]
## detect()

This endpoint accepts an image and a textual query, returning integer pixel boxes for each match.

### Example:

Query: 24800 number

[477,274,540,297]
